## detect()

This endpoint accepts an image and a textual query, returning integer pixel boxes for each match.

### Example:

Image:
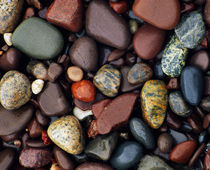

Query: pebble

[133,24,166,60]
[93,64,121,97]
[169,91,192,117]
[205,0,210,24]
[153,61,165,79]
[127,63,153,85]
[204,149,210,170]
[53,146,74,170]
[203,114,210,129]
[0,148,15,170]
[91,99,111,119]
[69,36,98,72]
[28,118,43,138]
[109,0,128,14]
[200,96,210,112]
[189,50,209,72]
[12,17,64,60]
[181,66,204,106]
[132,0,180,30]
[169,140,197,164]
[158,133,173,153]
[46,0,83,32]
[73,98,92,111]
[67,66,83,82]
[47,116,84,155]
[169,129,187,145]
[161,35,188,77]
[0,71,31,110]
[27,61,48,80]
[73,107,93,121]
[187,113,203,134]
[19,148,51,168]
[35,110,50,127]
[86,0,131,49]
[47,63,63,82]
[32,79,44,95]
[129,117,155,150]
[26,139,46,148]
[138,155,173,170]
[204,76,210,96]
[0,0,24,34]
[72,80,96,102]
[3,33,12,46]
[76,162,113,170]
[175,11,206,49]
[107,49,125,62]
[129,19,138,34]
[24,7,35,19]
[109,58,124,68]
[141,80,168,129]
[167,78,179,90]
[38,82,70,116]
[110,141,144,170]
[85,132,118,161]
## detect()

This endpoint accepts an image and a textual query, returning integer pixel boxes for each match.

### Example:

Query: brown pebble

[158,133,173,153]
[203,113,210,129]
[57,54,70,70]
[35,110,50,127]
[204,76,210,96]
[24,7,35,19]
[26,139,46,148]
[28,118,43,138]
[1,133,19,142]
[109,58,125,68]
[67,66,83,82]
[125,53,136,66]
[26,0,42,9]
[167,78,179,89]
[73,98,92,111]
[47,62,63,82]
[195,106,205,118]
[166,112,182,130]
[159,122,168,132]
[0,148,16,170]
[92,99,111,119]
[22,133,30,149]
[107,49,126,62]
[205,0,210,24]
[187,113,203,134]
[88,120,99,138]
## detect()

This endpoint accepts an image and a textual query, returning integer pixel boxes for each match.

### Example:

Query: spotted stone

[175,11,206,49]
[141,80,168,129]
[47,116,84,155]
[0,71,31,110]
[161,35,188,77]
[93,64,121,97]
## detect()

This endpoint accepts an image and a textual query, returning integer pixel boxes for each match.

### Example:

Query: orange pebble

[109,0,128,14]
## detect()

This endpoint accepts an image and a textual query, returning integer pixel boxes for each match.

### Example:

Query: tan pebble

[67,66,83,82]
[32,79,44,95]
[50,163,62,170]
[27,61,48,80]
[3,33,13,46]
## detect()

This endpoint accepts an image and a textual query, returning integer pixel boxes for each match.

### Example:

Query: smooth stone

[85,132,118,161]
[26,139,46,148]
[169,129,188,145]
[93,64,121,97]
[153,61,165,79]
[181,66,204,106]
[47,116,85,155]
[169,91,192,117]
[127,62,153,85]
[138,155,173,170]
[0,0,24,34]
[204,76,210,96]
[129,117,155,150]
[76,162,113,170]
[37,82,70,116]
[35,110,50,127]
[27,61,48,80]
[132,0,180,30]
[86,0,131,49]
[73,98,92,111]
[0,71,31,110]
[73,107,93,121]
[205,0,210,24]
[0,148,15,170]
[69,36,98,72]
[161,35,188,77]
[141,80,168,129]
[175,11,206,49]
[133,24,166,60]
[110,141,144,170]
[12,17,64,60]
[200,96,210,112]
[157,133,173,153]
[91,99,111,119]
[166,112,182,130]
[28,118,43,138]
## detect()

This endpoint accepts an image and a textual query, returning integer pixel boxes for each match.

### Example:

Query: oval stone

[127,62,153,85]
[12,17,64,60]
[161,35,188,77]
[93,64,121,97]
[47,116,85,155]
[181,66,204,106]
[110,141,144,170]
[175,11,206,49]
[169,91,192,117]
[141,80,168,129]
[129,117,155,150]
[0,71,31,110]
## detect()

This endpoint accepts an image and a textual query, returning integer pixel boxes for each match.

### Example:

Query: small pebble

[157,133,173,153]
[3,33,13,46]
[73,107,93,121]
[32,79,44,95]
[67,66,83,82]
[27,61,48,80]
[47,63,63,82]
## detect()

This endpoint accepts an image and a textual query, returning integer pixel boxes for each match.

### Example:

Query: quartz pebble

[3,33,12,46]
[27,61,48,80]
[73,107,93,121]
[32,79,44,95]
[67,66,83,82]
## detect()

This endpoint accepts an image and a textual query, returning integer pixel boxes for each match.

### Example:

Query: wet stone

[0,148,16,170]
[200,96,210,112]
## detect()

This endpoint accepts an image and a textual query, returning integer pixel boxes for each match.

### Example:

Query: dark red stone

[91,99,111,119]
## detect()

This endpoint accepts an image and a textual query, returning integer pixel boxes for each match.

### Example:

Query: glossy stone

[141,80,168,129]
[93,64,121,97]
[0,148,15,170]
[175,11,206,49]
[12,17,64,60]
[161,35,188,77]
[92,99,111,119]
[154,61,165,79]
[110,141,144,170]
[157,133,173,153]
[181,66,204,106]
[0,71,31,110]
[169,91,192,117]
[129,117,155,150]
[47,116,84,155]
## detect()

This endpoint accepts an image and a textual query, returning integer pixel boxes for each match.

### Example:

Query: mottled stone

[161,35,188,77]
[0,71,31,110]
[47,116,84,155]
[93,64,121,97]
[141,80,168,129]
[175,11,206,49]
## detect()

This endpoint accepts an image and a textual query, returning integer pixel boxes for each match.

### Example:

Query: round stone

[32,79,44,95]
[67,66,83,82]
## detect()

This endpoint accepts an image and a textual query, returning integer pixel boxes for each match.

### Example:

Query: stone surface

[205,0,210,24]
[200,96,210,112]
[76,162,113,170]
[0,148,15,170]
[157,133,173,153]
[91,99,111,119]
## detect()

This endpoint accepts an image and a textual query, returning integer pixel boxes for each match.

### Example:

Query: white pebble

[32,79,44,95]
[3,33,13,46]
[73,107,93,121]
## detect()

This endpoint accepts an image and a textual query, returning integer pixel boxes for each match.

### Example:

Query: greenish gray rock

[200,96,210,112]
[129,117,155,150]
[12,17,64,60]
[175,11,206,49]
[169,91,192,117]
[110,141,144,170]
[85,132,118,161]
[138,155,173,170]
[161,35,188,77]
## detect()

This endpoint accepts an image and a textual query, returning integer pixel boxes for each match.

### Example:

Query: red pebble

[91,99,111,119]
[42,130,52,146]
[204,150,210,170]
[109,0,128,14]
[72,80,96,102]
[169,140,197,164]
